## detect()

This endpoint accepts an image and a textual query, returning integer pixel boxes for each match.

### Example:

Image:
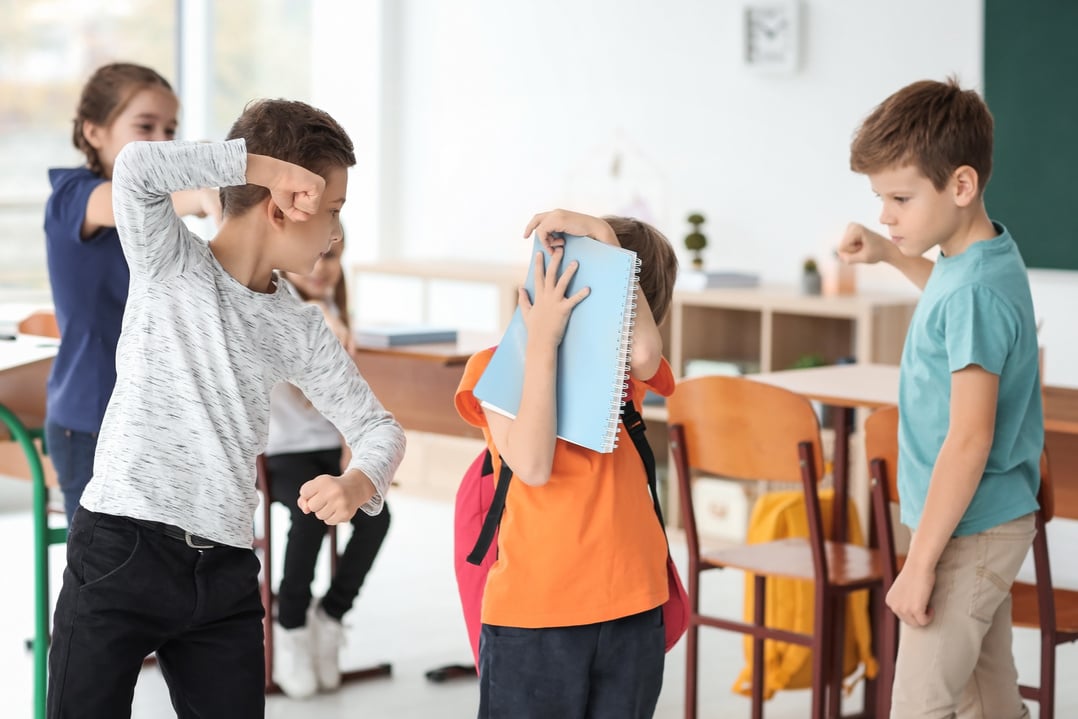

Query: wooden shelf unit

[668,285,917,378]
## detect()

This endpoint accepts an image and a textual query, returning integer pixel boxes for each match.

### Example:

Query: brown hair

[850,77,994,191]
[221,99,356,217]
[603,217,679,326]
[73,62,174,176]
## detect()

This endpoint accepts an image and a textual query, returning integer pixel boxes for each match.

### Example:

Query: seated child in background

[47,99,405,719]
[264,232,392,699]
[455,210,679,719]
[839,77,1042,718]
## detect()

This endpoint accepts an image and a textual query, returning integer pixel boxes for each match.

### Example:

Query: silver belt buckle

[184,531,214,550]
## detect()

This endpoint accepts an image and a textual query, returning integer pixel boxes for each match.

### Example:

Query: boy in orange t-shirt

[455,209,679,718]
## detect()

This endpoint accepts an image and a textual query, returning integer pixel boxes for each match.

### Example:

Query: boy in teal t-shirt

[839,78,1042,718]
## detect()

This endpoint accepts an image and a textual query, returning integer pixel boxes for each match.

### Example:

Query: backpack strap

[465,397,666,567]
[465,452,513,565]
[621,398,667,532]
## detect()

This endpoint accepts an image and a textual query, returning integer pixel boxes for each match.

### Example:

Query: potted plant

[801,257,821,295]
[684,213,707,270]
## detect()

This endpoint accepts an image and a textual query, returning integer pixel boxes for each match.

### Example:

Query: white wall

[314,0,1078,386]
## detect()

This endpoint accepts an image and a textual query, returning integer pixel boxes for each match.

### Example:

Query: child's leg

[478,623,594,719]
[47,510,188,718]
[321,501,390,620]
[154,545,265,719]
[266,450,339,628]
[953,515,1037,718]
[44,421,98,525]
[890,514,1035,718]
[585,606,665,719]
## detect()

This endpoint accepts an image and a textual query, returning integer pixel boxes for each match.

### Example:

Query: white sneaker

[272,623,318,699]
[309,605,345,691]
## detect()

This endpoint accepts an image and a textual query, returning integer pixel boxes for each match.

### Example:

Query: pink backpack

[452,449,507,664]
[451,400,688,667]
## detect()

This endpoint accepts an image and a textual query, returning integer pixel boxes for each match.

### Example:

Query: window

[0,0,311,299]
[0,0,176,298]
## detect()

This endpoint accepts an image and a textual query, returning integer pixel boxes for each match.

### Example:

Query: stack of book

[354,325,458,348]
[675,269,759,291]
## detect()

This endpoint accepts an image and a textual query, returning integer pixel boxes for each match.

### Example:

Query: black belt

[130,518,219,549]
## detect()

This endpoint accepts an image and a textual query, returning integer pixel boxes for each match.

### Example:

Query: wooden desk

[753,364,900,543]
[0,335,58,482]
[353,333,496,440]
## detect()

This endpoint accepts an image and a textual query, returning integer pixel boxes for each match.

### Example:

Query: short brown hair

[850,77,994,191]
[74,62,174,176]
[603,217,679,326]
[221,99,356,217]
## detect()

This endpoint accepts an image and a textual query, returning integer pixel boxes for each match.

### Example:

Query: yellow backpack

[732,488,878,699]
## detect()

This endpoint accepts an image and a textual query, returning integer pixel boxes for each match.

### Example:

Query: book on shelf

[473,233,640,453]
[675,269,759,291]
[354,325,458,347]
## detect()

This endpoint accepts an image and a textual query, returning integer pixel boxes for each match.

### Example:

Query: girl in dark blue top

[44,62,220,523]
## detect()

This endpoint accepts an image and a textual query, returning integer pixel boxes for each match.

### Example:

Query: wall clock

[743,0,801,73]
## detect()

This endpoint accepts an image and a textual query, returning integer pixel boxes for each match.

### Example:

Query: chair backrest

[667,374,830,581]
[866,403,1057,523]
[17,311,60,339]
[864,406,899,507]
[665,375,825,483]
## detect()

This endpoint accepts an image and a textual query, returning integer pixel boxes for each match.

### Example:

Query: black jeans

[47,508,265,719]
[265,449,391,628]
[478,606,665,719]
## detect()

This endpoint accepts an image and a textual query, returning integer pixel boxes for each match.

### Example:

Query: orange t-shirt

[455,348,673,628]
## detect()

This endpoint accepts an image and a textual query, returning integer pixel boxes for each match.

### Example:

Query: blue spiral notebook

[473,233,640,453]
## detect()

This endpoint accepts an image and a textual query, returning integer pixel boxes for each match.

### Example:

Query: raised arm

[485,247,589,486]
[838,222,935,290]
[111,139,247,279]
[82,182,221,239]
[291,318,406,521]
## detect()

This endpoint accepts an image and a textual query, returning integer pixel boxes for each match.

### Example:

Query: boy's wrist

[341,468,377,507]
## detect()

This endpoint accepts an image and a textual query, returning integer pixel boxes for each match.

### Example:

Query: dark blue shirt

[43,167,130,433]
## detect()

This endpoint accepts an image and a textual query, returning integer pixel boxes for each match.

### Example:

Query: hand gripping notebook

[473,233,640,453]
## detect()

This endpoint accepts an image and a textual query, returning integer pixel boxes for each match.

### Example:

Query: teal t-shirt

[897,223,1042,536]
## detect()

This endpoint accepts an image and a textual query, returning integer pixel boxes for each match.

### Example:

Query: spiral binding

[602,254,642,452]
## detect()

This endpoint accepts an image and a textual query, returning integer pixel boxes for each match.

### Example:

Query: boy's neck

[938,201,998,258]
[209,215,278,293]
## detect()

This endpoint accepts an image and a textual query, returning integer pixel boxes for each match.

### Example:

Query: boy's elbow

[504,453,553,487]
[631,344,662,381]
[517,472,552,487]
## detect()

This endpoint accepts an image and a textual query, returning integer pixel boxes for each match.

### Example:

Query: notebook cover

[473,233,639,453]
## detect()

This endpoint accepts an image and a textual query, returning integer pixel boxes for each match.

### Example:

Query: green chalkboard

[984,0,1078,270]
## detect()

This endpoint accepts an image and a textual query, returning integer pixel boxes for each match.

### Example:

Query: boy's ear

[951,165,981,207]
[264,196,288,229]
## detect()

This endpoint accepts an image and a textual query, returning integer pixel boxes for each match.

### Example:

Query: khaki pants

[890,513,1036,719]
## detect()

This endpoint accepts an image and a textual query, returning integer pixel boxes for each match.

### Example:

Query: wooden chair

[667,375,885,719]
[17,310,60,339]
[252,456,391,694]
[863,406,901,716]
[1010,442,1078,718]
[866,406,1078,719]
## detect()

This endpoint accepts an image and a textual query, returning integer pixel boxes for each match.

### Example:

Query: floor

[0,477,1074,718]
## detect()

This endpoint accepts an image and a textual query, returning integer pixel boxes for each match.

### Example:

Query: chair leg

[1039,631,1055,719]
[875,584,897,719]
[752,575,766,719]
[811,589,829,719]
[685,620,699,719]
[827,594,846,719]
[261,555,274,691]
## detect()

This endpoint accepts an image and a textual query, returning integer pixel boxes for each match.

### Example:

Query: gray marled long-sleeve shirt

[80,139,405,548]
